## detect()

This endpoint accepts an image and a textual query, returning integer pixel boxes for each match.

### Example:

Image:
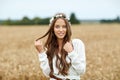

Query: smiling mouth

[58,33,65,36]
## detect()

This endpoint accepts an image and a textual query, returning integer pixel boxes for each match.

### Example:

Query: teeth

[59,33,64,36]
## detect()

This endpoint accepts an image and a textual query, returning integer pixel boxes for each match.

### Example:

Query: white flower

[67,17,70,21]
[55,14,62,18]
[59,14,62,17]
[49,17,54,24]
[56,15,59,18]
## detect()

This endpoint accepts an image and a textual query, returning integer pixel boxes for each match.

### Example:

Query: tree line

[100,16,120,23]
[0,13,120,25]
[0,13,80,25]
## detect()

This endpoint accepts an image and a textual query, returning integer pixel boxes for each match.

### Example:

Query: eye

[55,25,60,28]
[62,25,66,28]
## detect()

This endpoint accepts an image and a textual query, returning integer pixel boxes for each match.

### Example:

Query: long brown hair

[36,13,72,76]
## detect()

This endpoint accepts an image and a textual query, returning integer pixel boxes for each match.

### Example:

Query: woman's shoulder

[72,38,84,44]
[71,38,85,47]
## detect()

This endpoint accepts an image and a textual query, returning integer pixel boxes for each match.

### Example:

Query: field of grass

[0,24,120,80]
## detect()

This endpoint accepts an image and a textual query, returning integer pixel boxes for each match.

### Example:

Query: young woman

[34,13,86,80]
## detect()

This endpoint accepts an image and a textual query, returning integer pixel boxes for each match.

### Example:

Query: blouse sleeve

[38,52,50,77]
[67,39,86,75]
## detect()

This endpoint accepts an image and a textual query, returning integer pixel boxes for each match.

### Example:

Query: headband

[49,14,70,25]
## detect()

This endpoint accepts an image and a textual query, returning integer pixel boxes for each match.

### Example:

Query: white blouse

[38,39,86,80]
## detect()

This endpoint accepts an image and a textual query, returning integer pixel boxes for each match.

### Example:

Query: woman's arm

[66,39,86,75]
[35,40,50,77]
[38,52,50,77]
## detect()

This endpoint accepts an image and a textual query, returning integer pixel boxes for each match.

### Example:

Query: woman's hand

[34,40,44,53]
[63,42,73,53]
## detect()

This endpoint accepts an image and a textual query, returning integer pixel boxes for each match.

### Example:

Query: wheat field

[0,24,120,80]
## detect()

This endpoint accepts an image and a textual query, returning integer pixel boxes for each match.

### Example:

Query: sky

[0,0,120,20]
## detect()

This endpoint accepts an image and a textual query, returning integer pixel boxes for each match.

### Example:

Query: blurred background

[0,0,120,80]
[0,0,120,24]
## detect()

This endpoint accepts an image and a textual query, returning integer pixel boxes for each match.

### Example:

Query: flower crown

[49,14,70,25]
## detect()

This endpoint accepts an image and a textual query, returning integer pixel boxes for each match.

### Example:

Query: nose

[59,27,63,31]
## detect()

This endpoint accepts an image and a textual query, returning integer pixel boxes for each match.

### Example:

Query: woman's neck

[57,39,63,53]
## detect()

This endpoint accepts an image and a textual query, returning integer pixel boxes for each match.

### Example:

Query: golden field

[0,24,120,80]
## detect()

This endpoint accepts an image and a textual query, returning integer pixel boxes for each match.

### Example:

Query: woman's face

[54,18,67,40]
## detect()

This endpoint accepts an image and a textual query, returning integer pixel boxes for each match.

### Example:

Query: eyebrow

[55,24,66,26]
